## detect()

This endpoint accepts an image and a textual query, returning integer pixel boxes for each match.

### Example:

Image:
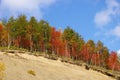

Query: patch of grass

[46,53,58,60]
[27,70,36,76]
[3,52,8,55]
[0,47,8,51]
[10,46,28,51]
[0,62,5,80]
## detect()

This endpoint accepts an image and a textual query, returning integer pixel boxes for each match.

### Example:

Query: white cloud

[94,10,111,27]
[0,0,57,19]
[117,49,120,56]
[107,25,120,38]
[94,0,120,28]
[106,0,119,9]
[111,25,120,37]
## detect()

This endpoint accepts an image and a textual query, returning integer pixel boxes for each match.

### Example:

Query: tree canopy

[0,15,120,71]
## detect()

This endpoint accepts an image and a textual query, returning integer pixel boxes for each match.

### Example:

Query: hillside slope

[0,52,115,80]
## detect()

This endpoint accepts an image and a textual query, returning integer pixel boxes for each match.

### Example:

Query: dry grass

[0,62,5,80]
[0,52,115,80]
[3,52,8,55]
[27,70,36,76]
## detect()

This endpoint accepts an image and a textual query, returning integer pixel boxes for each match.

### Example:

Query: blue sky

[0,0,120,54]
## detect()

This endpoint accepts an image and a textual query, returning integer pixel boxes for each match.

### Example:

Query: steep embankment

[0,52,115,80]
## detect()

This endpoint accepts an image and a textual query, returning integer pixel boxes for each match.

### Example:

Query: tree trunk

[8,33,11,50]
[65,44,68,57]
[30,35,33,51]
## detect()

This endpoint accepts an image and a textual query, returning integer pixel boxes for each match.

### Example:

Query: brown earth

[0,52,115,80]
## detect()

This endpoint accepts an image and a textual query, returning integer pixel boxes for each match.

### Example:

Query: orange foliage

[106,51,120,71]
[0,24,3,31]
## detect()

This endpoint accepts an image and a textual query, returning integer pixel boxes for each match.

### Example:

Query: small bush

[49,55,58,60]
[0,62,5,80]
[0,47,7,51]
[3,52,8,55]
[61,57,69,63]
[27,70,36,76]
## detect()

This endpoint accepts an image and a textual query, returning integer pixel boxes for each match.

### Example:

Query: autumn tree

[71,33,84,60]
[62,27,84,59]
[13,15,28,48]
[0,23,3,32]
[27,16,38,51]
[0,27,8,47]
[50,27,60,54]
[85,40,95,64]
[0,15,119,71]
[38,20,51,53]
[96,40,109,67]
[96,40,104,66]
[6,16,16,49]
[91,53,101,66]
[0,23,3,46]
[101,46,109,67]
[107,51,120,71]
[62,27,75,57]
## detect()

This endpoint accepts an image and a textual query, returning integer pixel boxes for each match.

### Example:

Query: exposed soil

[0,52,115,80]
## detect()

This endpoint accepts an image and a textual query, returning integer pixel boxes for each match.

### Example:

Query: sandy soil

[0,52,115,80]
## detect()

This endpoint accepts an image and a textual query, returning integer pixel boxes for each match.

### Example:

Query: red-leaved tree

[0,24,3,32]
[50,27,64,56]
[106,51,120,71]
[91,53,101,66]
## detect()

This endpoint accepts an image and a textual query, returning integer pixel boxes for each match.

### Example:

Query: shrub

[27,70,36,76]
[3,52,8,55]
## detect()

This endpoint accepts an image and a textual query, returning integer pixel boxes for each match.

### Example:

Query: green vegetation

[27,70,36,76]
[3,52,8,55]
[0,46,28,51]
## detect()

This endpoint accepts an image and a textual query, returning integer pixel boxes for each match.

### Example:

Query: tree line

[0,15,120,71]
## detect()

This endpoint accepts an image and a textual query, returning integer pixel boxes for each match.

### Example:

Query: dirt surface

[0,52,115,80]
